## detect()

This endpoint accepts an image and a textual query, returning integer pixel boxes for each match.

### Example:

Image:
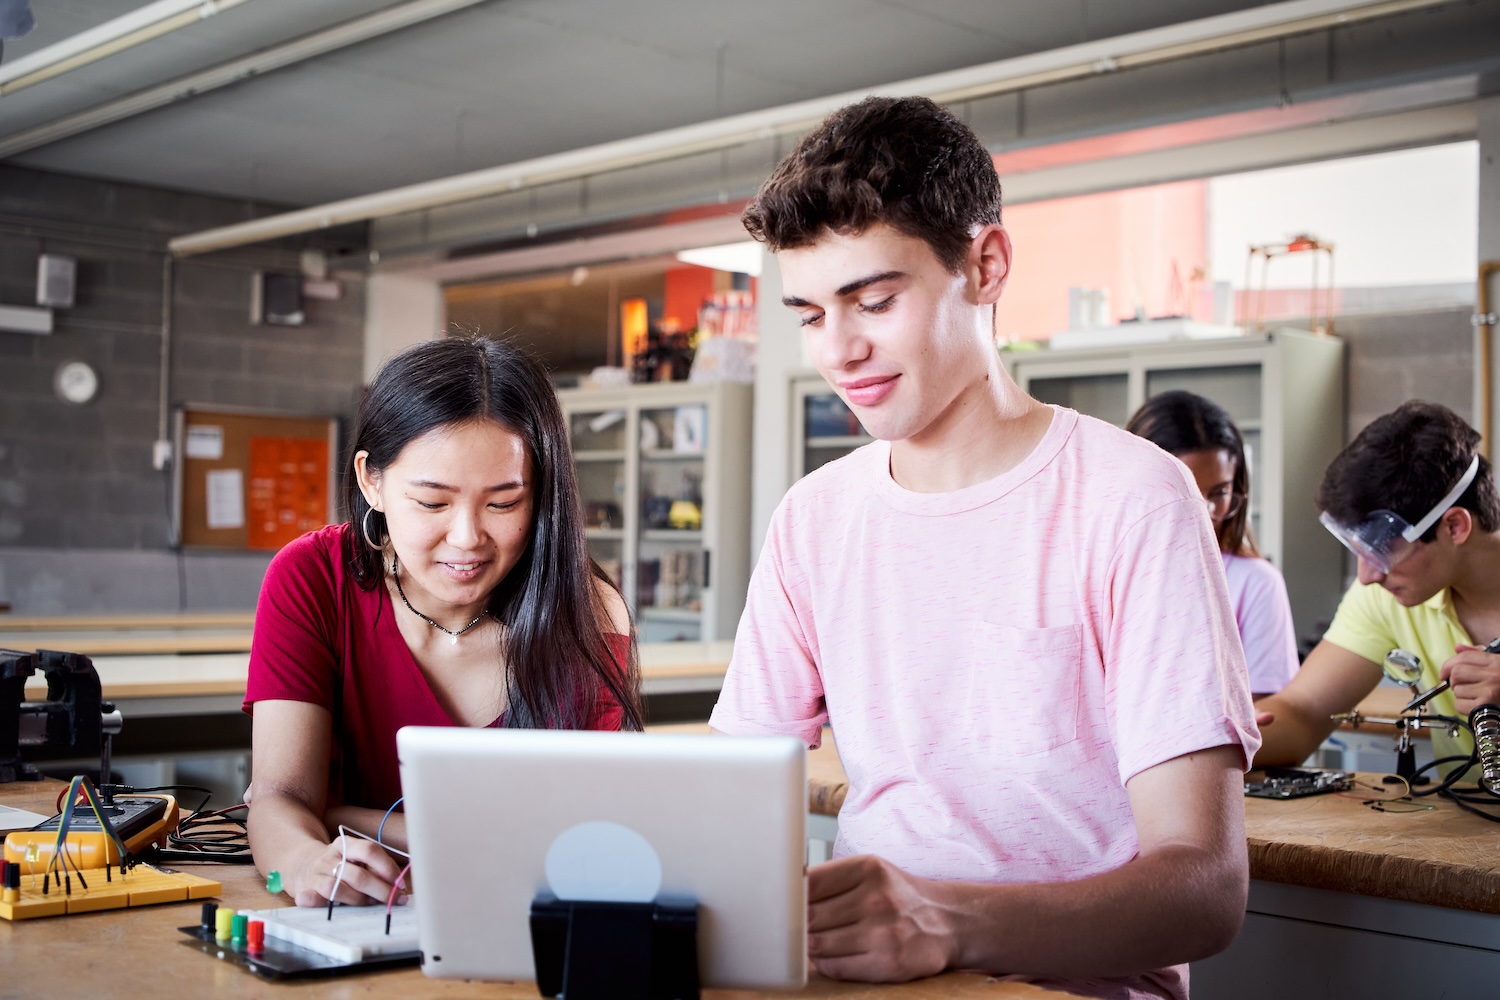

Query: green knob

[266,870,283,894]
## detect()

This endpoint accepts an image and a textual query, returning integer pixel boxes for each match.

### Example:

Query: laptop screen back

[397,727,807,988]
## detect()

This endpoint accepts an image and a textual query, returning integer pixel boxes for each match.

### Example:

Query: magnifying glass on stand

[1380,650,1451,783]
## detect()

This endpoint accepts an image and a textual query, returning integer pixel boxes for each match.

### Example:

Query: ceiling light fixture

[676,242,764,277]
[0,0,250,97]
[0,0,495,156]
[167,0,1449,257]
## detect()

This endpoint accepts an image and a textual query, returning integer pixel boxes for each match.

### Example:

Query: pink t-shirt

[1221,553,1299,695]
[711,407,1259,1000]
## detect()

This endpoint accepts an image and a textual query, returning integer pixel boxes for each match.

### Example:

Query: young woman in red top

[245,337,641,907]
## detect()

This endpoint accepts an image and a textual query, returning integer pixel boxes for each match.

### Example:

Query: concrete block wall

[0,164,365,614]
[1339,306,1475,439]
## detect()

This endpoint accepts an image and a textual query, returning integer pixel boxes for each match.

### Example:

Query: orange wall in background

[995,179,1208,342]
[663,264,718,332]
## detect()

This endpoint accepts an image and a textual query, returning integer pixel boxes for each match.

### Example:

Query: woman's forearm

[247,791,337,898]
[322,805,407,852]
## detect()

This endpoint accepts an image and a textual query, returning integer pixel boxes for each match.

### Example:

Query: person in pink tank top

[710,96,1259,999]
[1128,390,1300,697]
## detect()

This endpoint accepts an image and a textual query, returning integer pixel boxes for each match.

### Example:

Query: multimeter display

[3,794,176,868]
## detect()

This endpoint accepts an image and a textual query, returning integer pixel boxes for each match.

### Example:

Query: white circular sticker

[544,821,662,903]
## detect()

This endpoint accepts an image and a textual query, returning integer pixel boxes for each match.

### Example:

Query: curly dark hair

[741,95,1001,274]
[1318,400,1498,541]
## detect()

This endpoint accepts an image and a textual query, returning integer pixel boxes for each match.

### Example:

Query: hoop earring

[361,507,386,552]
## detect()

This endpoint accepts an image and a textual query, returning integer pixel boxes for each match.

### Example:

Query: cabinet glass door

[570,409,627,593]
[636,405,708,642]
[1026,373,1130,426]
[1145,364,1264,546]
[803,391,871,475]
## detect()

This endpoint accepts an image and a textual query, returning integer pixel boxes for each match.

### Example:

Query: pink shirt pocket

[966,622,1085,756]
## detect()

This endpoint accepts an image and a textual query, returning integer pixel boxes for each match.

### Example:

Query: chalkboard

[174,405,339,550]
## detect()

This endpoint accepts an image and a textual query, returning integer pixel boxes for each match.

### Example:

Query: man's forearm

[934,842,1247,978]
[1252,694,1333,767]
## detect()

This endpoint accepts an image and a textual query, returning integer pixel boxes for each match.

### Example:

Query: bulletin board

[174,405,339,550]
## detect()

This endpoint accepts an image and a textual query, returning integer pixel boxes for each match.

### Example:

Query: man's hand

[1442,644,1500,715]
[806,854,959,982]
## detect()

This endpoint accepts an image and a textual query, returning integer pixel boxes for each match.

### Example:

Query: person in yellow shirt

[1255,401,1500,766]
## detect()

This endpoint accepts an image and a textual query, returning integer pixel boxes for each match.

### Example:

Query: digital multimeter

[2,793,178,869]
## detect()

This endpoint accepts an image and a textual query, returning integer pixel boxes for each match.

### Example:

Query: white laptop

[397,726,807,989]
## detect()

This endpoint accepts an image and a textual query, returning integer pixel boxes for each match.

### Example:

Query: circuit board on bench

[0,863,220,920]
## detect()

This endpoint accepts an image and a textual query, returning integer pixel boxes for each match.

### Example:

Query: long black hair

[1126,389,1258,557]
[344,336,642,731]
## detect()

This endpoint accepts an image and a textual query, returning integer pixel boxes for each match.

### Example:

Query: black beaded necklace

[391,558,488,645]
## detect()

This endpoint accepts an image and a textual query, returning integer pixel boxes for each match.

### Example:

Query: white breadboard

[235,902,420,963]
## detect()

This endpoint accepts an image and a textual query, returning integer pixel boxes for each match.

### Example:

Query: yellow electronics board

[3,793,178,869]
[0,862,220,921]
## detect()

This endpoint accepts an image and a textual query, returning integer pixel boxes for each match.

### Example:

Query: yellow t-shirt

[1322,581,1476,762]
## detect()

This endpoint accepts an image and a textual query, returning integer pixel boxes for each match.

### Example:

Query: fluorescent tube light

[0,0,249,96]
[676,242,764,277]
[167,0,1449,257]
[0,0,494,157]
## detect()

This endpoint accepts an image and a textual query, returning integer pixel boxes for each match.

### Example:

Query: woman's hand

[285,833,408,908]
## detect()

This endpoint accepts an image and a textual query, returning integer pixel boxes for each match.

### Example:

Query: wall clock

[53,360,99,405]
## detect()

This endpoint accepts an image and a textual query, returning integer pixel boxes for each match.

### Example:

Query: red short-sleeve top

[244,524,629,809]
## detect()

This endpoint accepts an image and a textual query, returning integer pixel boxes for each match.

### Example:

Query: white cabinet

[788,370,873,481]
[1004,328,1345,643]
[558,381,753,643]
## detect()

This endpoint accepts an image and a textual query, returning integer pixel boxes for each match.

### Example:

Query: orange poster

[247,436,330,550]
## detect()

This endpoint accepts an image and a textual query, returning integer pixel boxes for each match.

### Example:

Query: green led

[265,870,283,894]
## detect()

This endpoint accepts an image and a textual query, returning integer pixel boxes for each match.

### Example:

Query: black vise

[0,649,107,783]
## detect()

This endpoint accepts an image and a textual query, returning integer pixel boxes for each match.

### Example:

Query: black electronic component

[1245,767,1353,799]
[0,648,121,785]
[529,895,700,1000]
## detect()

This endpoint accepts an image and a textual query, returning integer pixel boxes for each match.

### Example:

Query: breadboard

[0,863,220,921]
[236,902,420,962]
[178,902,422,979]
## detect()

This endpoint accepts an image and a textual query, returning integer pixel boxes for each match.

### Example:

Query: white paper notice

[206,469,245,529]
[186,425,224,459]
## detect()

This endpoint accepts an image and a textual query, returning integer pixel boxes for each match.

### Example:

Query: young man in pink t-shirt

[709,97,1260,999]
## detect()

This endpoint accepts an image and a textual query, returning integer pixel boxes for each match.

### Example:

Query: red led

[247,919,265,953]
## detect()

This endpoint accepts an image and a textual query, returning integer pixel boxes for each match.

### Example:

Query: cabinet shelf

[807,435,872,448]
[639,607,703,623]
[641,529,703,542]
[559,381,752,644]
[641,449,705,461]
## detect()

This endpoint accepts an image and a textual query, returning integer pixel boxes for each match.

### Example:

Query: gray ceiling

[0,0,1273,207]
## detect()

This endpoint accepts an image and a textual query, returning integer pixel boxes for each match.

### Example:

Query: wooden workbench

[805,741,1500,914]
[10,641,732,699]
[0,780,1059,999]
[804,738,1500,999]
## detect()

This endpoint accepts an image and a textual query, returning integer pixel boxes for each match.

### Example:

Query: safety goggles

[1318,455,1480,574]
